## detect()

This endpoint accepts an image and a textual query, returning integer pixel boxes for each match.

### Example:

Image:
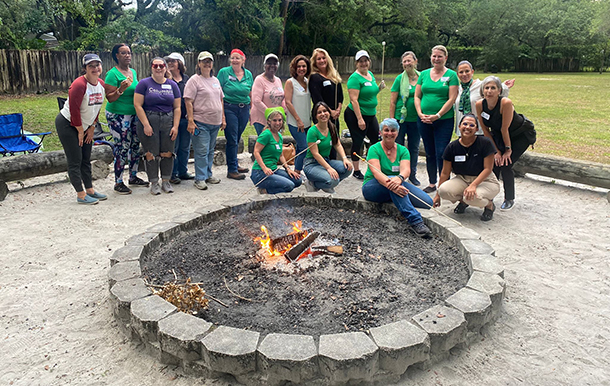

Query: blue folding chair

[0,113,51,157]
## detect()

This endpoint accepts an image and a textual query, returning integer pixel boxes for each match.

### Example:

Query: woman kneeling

[250,108,302,194]
[433,114,500,221]
[362,118,433,238]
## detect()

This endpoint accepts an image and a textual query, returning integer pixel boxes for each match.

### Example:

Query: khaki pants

[438,173,501,208]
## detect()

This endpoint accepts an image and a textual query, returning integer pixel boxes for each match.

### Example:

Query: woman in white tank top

[284,55,312,174]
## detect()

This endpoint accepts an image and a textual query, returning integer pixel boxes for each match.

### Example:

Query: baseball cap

[83,53,102,66]
[264,53,279,65]
[355,50,370,61]
[197,51,214,61]
[166,52,185,65]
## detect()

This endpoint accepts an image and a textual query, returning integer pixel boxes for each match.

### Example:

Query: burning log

[285,231,320,262]
[270,230,309,252]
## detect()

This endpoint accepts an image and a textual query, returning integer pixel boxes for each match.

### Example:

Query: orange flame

[255,222,308,259]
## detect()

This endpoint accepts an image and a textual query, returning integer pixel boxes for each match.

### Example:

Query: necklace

[381,142,394,156]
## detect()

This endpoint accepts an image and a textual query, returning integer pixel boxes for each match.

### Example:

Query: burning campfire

[254,221,342,264]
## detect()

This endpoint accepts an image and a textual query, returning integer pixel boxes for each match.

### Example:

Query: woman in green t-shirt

[250,107,302,194]
[344,50,386,180]
[303,102,353,193]
[104,43,149,195]
[414,45,459,194]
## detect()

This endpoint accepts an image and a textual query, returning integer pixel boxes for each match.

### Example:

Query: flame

[255,222,308,259]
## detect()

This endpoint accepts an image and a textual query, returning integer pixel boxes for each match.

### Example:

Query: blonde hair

[431,45,448,57]
[310,48,342,84]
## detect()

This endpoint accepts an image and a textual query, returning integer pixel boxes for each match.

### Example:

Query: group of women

[56,44,534,230]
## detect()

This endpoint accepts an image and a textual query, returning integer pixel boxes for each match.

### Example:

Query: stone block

[110,245,144,266]
[470,254,505,278]
[181,359,211,377]
[274,192,303,201]
[257,333,318,384]
[194,203,230,221]
[125,232,161,255]
[445,287,493,331]
[144,340,181,366]
[381,202,402,217]
[146,222,181,243]
[412,305,467,354]
[417,208,438,219]
[444,226,481,247]
[318,332,379,383]
[108,260,141,287]
[369,320,430,375]
[171,212,204,232]
[90,159,109,180]
[248,194,276,208]
[201,326,260,375]
[224,198,254,215]
[158,312,212,362]
[466,272,506,316]
[355,196,383,213]
[426,215,462,235]
[458,239,495,259]
[109,278,152,325]
[300,191,333,205]
[130,295,177,343]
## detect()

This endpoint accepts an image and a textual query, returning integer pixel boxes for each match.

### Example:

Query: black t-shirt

[442,136,496,176]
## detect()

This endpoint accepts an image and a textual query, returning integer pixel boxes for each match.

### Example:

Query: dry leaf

[437,313,446,318]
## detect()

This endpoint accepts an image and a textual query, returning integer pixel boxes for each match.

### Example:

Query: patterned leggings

[106,111,142,183]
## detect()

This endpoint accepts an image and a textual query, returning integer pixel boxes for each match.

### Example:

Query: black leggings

[344,107,379,162]
[55,114,93,193]
[492,132,530,201]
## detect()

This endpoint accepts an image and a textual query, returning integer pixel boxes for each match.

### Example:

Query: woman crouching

[433,114,500,221]
[362,118,433,237]
[250,107,302,194]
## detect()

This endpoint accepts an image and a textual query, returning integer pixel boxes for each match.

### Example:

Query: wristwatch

[505,145,511,150]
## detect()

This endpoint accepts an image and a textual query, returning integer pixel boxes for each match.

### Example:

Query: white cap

[166,52,185,65]
[264,53,279,65]
[355,50,370,61]
[197,51,214,61]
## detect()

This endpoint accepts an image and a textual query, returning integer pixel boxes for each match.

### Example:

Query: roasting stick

[352,152,463,226]
[235,140,321,200]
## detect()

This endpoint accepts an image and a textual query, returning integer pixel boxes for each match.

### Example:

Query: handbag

[511,114,536,146]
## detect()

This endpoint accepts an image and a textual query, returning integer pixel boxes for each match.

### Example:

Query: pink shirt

[250,74,286,125]
[183,75,224,125]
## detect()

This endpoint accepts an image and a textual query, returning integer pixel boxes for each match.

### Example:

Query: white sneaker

[194,180,208,190]
[206,176,221,184]
[150,182,161,195]
[161,180,174,193]
[304,179,318,192]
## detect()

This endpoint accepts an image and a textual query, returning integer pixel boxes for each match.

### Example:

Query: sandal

[454,202,469,214]
[480,202,496,221]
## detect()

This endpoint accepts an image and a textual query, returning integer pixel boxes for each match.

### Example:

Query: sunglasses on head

[152,63,166,69]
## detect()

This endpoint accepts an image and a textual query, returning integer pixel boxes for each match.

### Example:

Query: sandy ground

[1,154,609,386]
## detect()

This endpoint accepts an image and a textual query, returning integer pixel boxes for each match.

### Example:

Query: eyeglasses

[152,63,166,69]
[382,128,398,132]
[166,59,176,63]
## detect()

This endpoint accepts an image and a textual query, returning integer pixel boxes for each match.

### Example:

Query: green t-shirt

[347,71,380,116]
[390,73,418,122]
[363,142,410,185]
[216,66,253,105]
[253,129,282,170]
[104,67,138,115]
[305,125,332,159]
[416,68,458,119]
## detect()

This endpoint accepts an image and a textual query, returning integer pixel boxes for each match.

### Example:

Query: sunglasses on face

[152,63,166,69]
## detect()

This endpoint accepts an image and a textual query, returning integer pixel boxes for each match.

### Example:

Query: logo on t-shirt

[88,92,103,106]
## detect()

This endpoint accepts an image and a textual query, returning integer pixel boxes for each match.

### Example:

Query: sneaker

[423,185,437,193]
[321,187,335,194]
[411,222,432,238]
[77,195,99,205]
[194,180,208,190]
[237,166,249,173]
[169,176,182,184]
[150,182,161,195]
[481,202,496,221]
[206,176,221,184]
[87,191,107,201]
[304,179,318,192]
[161,180,174,193]
[408,176,421,186]
[178,173,195,180]
[500,199,515,211]
[352,170,364,180]
[129,176,150,187]
[454,202,469,214]
[114,182,132,195]
[227,172,246,180]
[257,188,267,194]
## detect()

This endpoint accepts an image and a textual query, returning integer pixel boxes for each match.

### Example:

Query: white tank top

[286,77,311,127]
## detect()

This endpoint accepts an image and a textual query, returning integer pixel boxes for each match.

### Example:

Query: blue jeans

[398,121,420,181]
[288,124,309,172]
[253,122,265,136]
[250,168,302,194]
[191,121,220,181]
[417,117,454,185]
[362,178,432,225]
[303,158,351,190]
[172,118,190,178]
[224,102,250,173]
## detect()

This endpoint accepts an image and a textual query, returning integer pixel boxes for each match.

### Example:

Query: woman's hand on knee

[326,167,339,180]
[433,194,441,207]
[463,184,477,201]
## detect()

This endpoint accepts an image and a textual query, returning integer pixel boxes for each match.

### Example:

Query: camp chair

[57,97,113,148]
[0,113,51,157]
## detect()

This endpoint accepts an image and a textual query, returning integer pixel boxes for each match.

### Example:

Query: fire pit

[108,193,506,385]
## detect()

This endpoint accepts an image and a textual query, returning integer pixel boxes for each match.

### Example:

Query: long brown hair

[312,101,338,146]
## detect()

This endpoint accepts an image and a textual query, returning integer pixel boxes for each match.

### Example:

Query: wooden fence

[0,49,403,94]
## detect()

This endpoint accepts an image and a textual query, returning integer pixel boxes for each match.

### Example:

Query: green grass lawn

[2,72,609,164]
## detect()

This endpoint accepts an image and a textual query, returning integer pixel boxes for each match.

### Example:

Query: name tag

[213,83,221,88]
[161,84,172,89]
[440,76,450,82]
[275,144,281,150]
[323,80,332,87]
[455,155,466,162]
[391,165,400,172]
[481,112,490,120]
[228,75,237,81]
[364,82,372,87]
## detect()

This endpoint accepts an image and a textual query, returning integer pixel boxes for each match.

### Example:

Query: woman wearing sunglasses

[134,57,181,195]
